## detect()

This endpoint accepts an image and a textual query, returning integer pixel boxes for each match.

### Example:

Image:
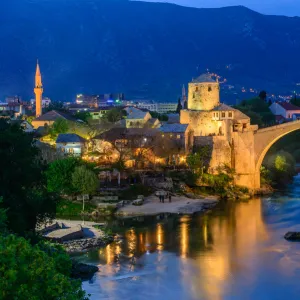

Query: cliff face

[1,0,300,101]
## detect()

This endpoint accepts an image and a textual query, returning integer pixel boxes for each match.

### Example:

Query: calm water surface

[81,176,300,300]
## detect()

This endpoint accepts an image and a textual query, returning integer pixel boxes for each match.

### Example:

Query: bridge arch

[253,120,300,188]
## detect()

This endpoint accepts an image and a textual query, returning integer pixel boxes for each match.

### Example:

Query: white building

[269,101,300,122]
[137,102,177,114]
[55,133,86,157]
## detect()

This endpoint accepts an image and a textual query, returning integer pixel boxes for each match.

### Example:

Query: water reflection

[83,187,300,300]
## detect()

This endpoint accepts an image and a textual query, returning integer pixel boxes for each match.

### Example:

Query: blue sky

[140,0,300,16]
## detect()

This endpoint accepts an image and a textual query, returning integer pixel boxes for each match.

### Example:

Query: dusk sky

[141,0,300,16]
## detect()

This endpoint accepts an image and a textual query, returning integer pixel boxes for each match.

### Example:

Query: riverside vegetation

[0,120,88,299]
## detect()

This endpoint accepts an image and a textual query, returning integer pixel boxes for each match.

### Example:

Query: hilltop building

[34,61,43,117]
[269,101,300,123]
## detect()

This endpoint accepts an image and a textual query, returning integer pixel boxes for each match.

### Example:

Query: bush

[0,235,88,299]
[56,199,97,216]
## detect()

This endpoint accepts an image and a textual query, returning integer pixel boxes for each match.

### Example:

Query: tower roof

[36,60,41,77]
[192,73,216,83]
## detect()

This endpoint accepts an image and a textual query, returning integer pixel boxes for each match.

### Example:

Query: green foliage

[0,120,57,234]
[201,165,235,196]
[46,157,80,195]
[263,150,296,186]
[75,111,91,123]
[72,165,99,195]
[56,199,97,216]
[49,118,69,139]
[0,235,88,300]
[235,96,275,127]
[260,166,272,186]
[186,146,211,174]
[104,107,126,123]
[150,111,169,121]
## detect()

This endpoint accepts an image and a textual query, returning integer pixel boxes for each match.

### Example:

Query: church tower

[34,60,43,117]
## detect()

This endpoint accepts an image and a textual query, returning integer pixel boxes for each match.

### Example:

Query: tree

[176,97,182,113]
[0,235,88,299]
[104,107,126,123]
[259,90,267,101]
[75,111,91,123]
[72,165,99,196]
[46,157,80,195]
[0,120,57,234]
[186,146,211,174]
[49,118,69,139]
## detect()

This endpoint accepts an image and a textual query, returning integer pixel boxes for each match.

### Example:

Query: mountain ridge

[1,0,300,102]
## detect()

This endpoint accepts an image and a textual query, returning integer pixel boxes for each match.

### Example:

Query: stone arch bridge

[234,120,300,191]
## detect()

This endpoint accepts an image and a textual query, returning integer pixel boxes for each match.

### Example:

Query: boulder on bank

[284,232,300,241]
[71,261,99,280]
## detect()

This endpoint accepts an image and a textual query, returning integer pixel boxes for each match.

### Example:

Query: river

[80,175,300,300]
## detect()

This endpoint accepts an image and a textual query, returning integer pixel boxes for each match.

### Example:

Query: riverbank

[115,194,218,217]
[39,220,114,254]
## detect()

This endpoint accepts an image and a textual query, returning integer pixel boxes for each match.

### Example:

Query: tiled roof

[159,123,189,133]
[213,103,250,120]
[277,102,300,111]
[125,107,148,119]
[56,133,86,143]
[33,110,76,122]
[94,128,157,141]
[192,73,216,83]
[213,103,233,111]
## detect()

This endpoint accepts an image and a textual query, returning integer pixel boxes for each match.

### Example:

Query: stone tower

[188,73,220,111]
[34,60,43,117]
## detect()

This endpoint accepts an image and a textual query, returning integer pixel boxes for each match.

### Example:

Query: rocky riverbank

[39,220,114,254]
[64,235,114,254]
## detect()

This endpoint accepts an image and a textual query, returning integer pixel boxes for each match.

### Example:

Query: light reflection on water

[82,176,300,299]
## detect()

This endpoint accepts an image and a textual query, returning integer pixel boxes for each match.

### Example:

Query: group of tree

[149,111,169,121]
[0,119,88,299]
[235,91,275,127]
[104,107,127,123]
[46,157,99,197]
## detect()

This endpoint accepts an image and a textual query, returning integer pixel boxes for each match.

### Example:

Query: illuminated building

[34,60,43,117]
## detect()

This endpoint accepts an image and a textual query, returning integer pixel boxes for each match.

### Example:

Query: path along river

[80,175,300,300]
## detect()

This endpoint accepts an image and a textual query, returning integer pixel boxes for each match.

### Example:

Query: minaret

[34,60,43,117]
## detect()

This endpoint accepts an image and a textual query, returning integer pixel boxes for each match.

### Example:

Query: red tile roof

[278,102,300,111]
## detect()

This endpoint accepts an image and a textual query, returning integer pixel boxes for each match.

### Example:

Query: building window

[208,86,212,92]
[221,112,225,118]
[228,112,233,118]
[216,113,219,117]
[195,87,198,92]
[69,148,74,154]
[177,134,181,139]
